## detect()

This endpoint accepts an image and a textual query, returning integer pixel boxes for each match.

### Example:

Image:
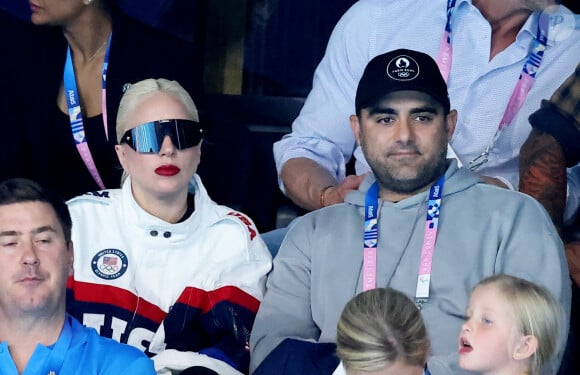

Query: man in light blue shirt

[0,178,155,375]
[274,0,579,212]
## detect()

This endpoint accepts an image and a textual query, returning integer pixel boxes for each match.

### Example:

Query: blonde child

[459,274,561,375]
[335,287,430,375]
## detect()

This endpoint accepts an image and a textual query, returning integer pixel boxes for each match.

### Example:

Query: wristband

[319,185,335,208]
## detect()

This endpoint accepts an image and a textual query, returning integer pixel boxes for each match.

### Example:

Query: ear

[445,109,458,142]
[513,335,538,361]
[115,144,128,171]
[67,241,74,276]
[350,114,361,145]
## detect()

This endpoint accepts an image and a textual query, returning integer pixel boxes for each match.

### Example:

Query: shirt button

[150,230,158,237]
[163,231,171,238]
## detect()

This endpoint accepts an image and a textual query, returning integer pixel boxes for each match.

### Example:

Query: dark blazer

[0,7,201,198]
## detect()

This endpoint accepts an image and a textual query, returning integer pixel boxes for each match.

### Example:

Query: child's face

[458,284,521,374]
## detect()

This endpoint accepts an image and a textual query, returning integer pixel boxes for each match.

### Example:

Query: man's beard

[368,141,448,195]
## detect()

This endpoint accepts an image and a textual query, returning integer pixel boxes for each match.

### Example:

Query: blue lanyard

[363,176,445,309]
[362,182,380,292]
[436,2,551,171]
[63,34,111,189]
[436,0,456,81]
[43,316,73,375]
[469,11,549,171]
[101,35,111,141]
[443,0,456,33]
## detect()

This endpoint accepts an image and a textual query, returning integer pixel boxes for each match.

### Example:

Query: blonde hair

[475,275,561,375]
[115,78,199,143]
[114,78,199,185]
[336,287,429,372]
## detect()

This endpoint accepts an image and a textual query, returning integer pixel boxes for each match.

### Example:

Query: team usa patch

[91,249,128,280]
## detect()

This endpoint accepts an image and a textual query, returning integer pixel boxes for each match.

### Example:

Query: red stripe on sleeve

[68,278,260,322]
[175,285,260,314]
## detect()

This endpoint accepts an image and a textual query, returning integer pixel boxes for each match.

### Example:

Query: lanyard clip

[415,297,429,310]
[468,149,490,171]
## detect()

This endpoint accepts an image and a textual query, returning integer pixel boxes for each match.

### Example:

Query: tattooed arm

[520,65,580,285]
[519,128,567,235]
[518,129,580,286]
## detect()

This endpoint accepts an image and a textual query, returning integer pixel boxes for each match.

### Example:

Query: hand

[322,174,367,207]
[565,241,580,287]
[479,175,508,189]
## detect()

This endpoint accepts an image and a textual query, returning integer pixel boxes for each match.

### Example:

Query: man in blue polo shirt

[0,178,155,375]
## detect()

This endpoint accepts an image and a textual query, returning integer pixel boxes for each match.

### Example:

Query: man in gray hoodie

[250,49,571,375]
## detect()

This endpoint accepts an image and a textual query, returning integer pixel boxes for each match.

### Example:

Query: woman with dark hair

[0,0,200,199]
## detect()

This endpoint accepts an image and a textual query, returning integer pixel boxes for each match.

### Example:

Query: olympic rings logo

[99,263,119,273]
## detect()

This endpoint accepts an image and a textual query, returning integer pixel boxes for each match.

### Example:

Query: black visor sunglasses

[119,119,203,153]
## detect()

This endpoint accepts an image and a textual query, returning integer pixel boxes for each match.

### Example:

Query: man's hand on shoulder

[479,175,508,189]
[322,174,367,207]
[281,158,367,211]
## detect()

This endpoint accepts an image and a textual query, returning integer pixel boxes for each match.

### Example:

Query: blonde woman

[66,78,271,375]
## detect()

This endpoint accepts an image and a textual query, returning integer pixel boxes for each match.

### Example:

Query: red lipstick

[155,165,180,176]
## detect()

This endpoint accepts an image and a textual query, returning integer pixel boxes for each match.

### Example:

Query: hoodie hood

[345,159,480,208]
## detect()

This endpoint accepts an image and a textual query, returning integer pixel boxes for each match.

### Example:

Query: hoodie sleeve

[249,216,335,373]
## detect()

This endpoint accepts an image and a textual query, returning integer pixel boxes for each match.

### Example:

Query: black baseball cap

[355,49,450,113]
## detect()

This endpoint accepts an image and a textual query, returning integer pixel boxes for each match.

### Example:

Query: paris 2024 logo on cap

[387,55,420,81]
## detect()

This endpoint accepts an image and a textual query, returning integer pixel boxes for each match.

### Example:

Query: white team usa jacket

[66,174,272,375]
